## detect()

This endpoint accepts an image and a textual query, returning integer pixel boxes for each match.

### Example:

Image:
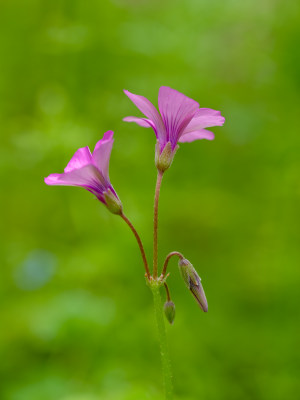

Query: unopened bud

[164,301,176,324]
[104,189,123,215]
[155,141,178,172]
[178,258,208,312]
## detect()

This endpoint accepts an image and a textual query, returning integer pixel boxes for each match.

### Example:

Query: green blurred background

[0,0,299,399]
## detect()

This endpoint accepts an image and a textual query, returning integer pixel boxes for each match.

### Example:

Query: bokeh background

[0,0,299,399]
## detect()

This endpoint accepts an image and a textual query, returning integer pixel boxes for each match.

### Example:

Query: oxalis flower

[44,131,122,215]
[123,86,225,172]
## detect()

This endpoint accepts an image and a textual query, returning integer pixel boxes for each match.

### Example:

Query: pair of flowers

[45,86,225,213]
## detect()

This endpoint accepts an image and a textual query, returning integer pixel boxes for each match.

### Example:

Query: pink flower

[44,131,122,214]
[123,86,225,171]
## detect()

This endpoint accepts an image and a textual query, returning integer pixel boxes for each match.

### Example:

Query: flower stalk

[164,283,171,301]
[120,213,150,279]
[153,170,164,279]
[161,251,184,277]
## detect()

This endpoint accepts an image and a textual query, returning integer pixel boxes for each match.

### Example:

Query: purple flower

[123,86,225,171]
[44,131,122,214]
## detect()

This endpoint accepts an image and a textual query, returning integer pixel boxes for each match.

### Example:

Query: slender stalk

[161,251,184,277]
[153,171,164,278]
[151,284,173,399]
[164,283,171,301]
[120,213,150,279]
[152,170,173,399]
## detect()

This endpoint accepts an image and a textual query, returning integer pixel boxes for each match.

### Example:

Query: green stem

[151,284,173,400]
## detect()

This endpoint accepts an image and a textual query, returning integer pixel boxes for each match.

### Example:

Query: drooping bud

[104,189,123,215]
[164,300,176,324]
[178,258,208,312]
[155,141,178,172]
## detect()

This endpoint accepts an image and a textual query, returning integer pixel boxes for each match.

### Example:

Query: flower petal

[124,89,165,141]
[92,131,114,179]
[183,108,225,134]
[123,116,153,128]
[64,147,92,173]
[178,129,215,143]
[158,86,199,146]
[45,165,101,188]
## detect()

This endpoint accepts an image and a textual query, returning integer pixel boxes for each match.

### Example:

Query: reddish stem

[121,213,150,279]
[153,171,164,279]
[161,251,184,277]
[164,283,171,302]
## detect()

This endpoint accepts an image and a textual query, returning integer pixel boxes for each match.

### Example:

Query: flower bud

[104,189,123,215]
[155,141,178,172]
[164,301,176,324]
[178,258,208,312]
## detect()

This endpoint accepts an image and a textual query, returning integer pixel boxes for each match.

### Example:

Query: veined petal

[178,129,215,143]
[64,147,92,173]
[123,116,153,128]
[45,165,105,190]
[183,108,225,134]
[124,89,165,142]
[92,131,114,180]
[158,86,199,147]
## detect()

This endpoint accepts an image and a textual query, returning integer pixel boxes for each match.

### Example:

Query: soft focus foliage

[0,1,299,399]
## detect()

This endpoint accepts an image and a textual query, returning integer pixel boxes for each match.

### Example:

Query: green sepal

[104,189,123,215]
[155,141,178,172]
